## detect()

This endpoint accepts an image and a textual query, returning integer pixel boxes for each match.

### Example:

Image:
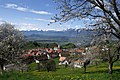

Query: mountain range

[22,28,97,46]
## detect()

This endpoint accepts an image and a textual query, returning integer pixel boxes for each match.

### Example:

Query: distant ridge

[22,28,97,46]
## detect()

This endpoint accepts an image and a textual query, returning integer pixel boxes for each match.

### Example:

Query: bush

[46,59,56,72]
[61,43,76,49]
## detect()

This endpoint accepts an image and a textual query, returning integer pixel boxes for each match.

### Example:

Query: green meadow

[0,58,120,80]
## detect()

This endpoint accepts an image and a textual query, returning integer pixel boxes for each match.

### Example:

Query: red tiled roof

[20,54,33,58]
[48,50,55,53]
[59,57,66,61]
[69,49,75,53]
[57,49,62,53]
[76,49,84,53]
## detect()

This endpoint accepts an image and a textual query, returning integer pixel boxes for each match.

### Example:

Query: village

[19,44,90,71]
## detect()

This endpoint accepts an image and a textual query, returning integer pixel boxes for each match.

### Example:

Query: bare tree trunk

[108,45,120,74]
[108,62,113,74]
[83,65,86,73]
[37,63,40,71]
[83,59,90,73]
[0,64,4,74]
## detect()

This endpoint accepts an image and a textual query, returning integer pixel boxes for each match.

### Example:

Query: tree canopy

[0,23,24,73]
[61,43,76,49]
[52,0,120,39]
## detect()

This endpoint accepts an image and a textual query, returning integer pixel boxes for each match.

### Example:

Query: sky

[0,0,87,31]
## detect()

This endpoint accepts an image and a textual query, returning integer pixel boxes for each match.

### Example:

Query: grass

[0,60,120,80]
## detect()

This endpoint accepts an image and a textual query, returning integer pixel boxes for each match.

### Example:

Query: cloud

[35,18,55,22]
[0,18,3,20]
[0,20,41,31]
[25,17,55,22]
[0,17,56,31]
[0,18,8,24]
[30,10,51,15]
[4,3,52,15]
[14,23,41,31]
[5,3,27,12]
[6,4,17,8]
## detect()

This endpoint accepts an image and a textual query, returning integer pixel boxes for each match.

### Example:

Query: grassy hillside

[0,59,120,80]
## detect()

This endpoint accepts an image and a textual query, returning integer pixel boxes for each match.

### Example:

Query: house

[54,47,58,51]
[59,56,68,65]
[49,52,59,58]
[69,48,85,56]
[59,57,66,62]
[36,51,42,56]
[56,49,62,53]
[58,50,70,65]
[36,54,49,61]
[76,49,85,53]
[73,60,83,68]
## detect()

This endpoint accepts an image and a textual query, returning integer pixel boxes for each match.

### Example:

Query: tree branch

[88,0,120,28]
[111,0,120,20]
